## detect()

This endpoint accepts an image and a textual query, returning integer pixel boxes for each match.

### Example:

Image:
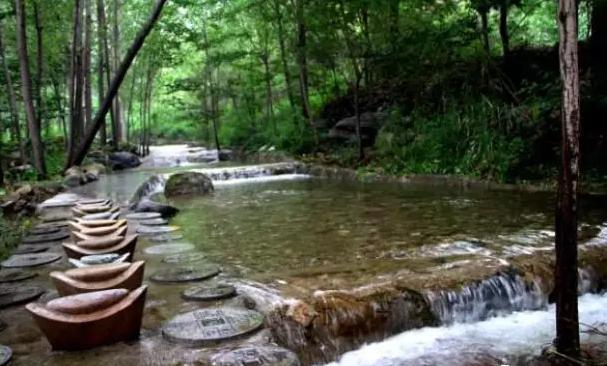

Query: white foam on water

[324,293,607,366]
[212,174,310,186]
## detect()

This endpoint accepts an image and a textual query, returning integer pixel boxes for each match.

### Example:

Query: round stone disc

[28,226,60,235]
[212,346,300,366]
[0,345,12,366]
[126,212,162,220]
[145,243,194,255]
[182,284,236,301]
[162,308,264,346]
[139,218,169,226]
[35,221,69,230]
[1,253,62,268]
[40,213,73,223]
[149,234,184,242]
[22,231,69,244]
[150,265,220,283]
[0,285,45,308]
[0,269,37,283]
[137,225,180,235]
[13,245,49,255]
[163,252,206,264]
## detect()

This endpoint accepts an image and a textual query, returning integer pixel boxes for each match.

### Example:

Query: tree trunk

[554,0,581,358]
[261,50,275,134]
[499,2,510,63]
[0,22,25,162]
[112,0,123,145]
[65,0,169,169]
[33,1,45,134]
[15,0,46,178]
[126,69,138,143]
[481,10,490,53]
[50,75,69,149]
[84,0,93,129]
[97,0,117,149]
[273,0,296,113]
[96,0,107,146]
[295,0,313,127]
[389,0,400,46]
[68,0,84,163]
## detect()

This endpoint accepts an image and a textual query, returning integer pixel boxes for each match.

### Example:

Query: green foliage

[0,213,28,260]
[374,102,528,182]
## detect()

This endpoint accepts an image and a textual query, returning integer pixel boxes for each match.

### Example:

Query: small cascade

[129,175,167,206]
[191,162,306,182]
[424,270,547,324]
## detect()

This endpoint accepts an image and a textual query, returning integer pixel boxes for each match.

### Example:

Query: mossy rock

[164,172,214,198]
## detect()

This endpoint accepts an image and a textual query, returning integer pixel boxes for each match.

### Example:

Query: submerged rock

[132,198,179,218]
[164,172,214,197]
[109,151,141,170]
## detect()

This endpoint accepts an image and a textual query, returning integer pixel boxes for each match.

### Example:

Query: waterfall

[129,174,167,207]
[424,270,547,324]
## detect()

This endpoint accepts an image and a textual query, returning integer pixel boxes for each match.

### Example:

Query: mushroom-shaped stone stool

[51,261,145,296]
[26,286,147,351]
[62,235,138,260]
[69,220,127,237]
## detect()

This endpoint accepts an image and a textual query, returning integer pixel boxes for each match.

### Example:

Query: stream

[2,144,607,365]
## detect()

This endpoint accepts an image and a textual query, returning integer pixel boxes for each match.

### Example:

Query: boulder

[218,149,233,161]
[63,167,85,188]
[132,198,179,218]
[164,172,214,197]
[328,112,388,145]
[83,163,106,177]
[108,152,141,170]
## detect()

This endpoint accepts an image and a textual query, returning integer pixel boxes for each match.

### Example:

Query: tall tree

[65,0,169,169]
[554,0,581,357]
[84,0,93,128]
[15,0,46,178]
[33,1,44,132]
[68,0,85,163]
[97,0,117,149]
[112,0,123,144]
[295,0,313,127]
[272,0,296,113]
[0,21,25,161]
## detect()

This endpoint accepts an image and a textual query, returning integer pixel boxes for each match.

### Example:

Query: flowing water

[3,145,607,365]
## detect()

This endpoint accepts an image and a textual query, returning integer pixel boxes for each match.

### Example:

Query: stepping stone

[149,234,184,242]
[212,346,300,366]
[0,269,37,283]
[13,245,49,255]
[40,213,73,223]
[1,253,62,268]
[182,284,236,301]
[139,218,169,226]
[144,243,194,255]
[0,345,11,366]
[22,231,69,244]
[0,285,45,308]
[35,221,69,230]
[68,253,130,268]
[162,308,264,346]
[28,226,60,235]
[163,252,206,264]
[150,265,220,283]
[82,211,120,220]
[126,212,161,220]
[137,225,180,235]
[79,198,109,205]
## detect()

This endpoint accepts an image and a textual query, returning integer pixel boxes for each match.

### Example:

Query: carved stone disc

[137,225,180,234]
[144,243,194,255]
[162,308,264,346]
[212,346,301,366]
[1,253,62,268]
[126,212,161,220]
[0,285,45,308]
[0,269,37,283]
[150,265,220,283]
[162,252,206,264]
[182,284,236,301]
[22,231,69,244]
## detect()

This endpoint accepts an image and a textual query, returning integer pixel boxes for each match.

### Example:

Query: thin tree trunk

[50,75,69,149]
[273,0,296,113]
[554,0,581,357]
[33,1,45,134]
[0,22,25,161]
[68,0,84,163]
[65,0,169,169]
[112,0,123,145]
[15,0,46,178]
[97,0,117,149]
[499,2,510,63]
[295,0,313,127]
[84,0,93,129]
[481,11,490,53]
[126,69,138,144]
[261,49,275,134]
[96,0,107,146]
